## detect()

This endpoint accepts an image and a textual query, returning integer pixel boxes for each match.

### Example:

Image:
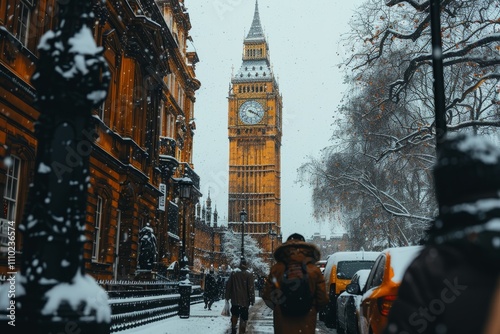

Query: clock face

[239,100,265,125]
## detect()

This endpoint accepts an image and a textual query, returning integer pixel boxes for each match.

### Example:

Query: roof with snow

[233,59,273,83]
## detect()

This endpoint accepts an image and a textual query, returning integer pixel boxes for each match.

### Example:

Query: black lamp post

[269,229,277,264]
[7,0,111,332]
[240,208,247,259]
[178,177,193,279]
[178,176,193,319]
[429,0,447,146]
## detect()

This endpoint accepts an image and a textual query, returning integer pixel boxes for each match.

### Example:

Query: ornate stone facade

[227,1,283,255]
[0,0,202,280]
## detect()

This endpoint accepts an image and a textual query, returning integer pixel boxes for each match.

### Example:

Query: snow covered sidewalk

[117,298,232,334]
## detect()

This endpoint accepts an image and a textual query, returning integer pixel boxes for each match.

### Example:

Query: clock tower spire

[246,0,264,42]
[228,0,283,256]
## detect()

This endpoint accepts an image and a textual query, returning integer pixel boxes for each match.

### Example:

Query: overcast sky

[187,0,365,240]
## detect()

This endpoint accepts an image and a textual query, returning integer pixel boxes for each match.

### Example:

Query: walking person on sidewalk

[203,267,218,310]
[263,233,328,334]
[225,258,255,334]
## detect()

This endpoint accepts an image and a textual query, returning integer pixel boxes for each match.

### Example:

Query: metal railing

[98,280,204,332]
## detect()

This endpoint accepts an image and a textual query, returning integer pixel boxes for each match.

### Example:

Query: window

[0,219,10,247]
[175,146,182,161]
[336,260,375,279]
[166,114,175,137]
[159,101,166,136]
[3,156,21,221]
[15,2,31,45]
[366,256,386,290]
[92,196,103,261]
[97,100,106,121]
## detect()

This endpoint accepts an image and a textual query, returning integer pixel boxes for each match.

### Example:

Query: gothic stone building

[0,0,203,280]
[227,1,283,258]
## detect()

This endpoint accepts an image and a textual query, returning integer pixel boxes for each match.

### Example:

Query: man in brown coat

[225,258,255,334]
[263,233,329,334]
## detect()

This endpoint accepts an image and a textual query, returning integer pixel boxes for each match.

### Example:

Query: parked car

[347,246,423,334]
[316,259,327,274]
[321,250,379,328]
[336,269,371,334]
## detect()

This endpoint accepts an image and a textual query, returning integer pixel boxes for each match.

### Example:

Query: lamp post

[240,208,247,259]
[178,176,193,319]
[429,0,447,147]
[269,229,277,264]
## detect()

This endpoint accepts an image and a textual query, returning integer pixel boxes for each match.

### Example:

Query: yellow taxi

[346,246,423,334]
[321,250,379,328]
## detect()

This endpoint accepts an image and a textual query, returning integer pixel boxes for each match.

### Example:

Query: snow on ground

[118,298,232,334]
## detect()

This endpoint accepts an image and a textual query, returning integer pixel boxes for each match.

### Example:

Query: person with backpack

[263,233,328,334]
[225,258,255,334]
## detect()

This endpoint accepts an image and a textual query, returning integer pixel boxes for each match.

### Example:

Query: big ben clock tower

[228,0,283,255]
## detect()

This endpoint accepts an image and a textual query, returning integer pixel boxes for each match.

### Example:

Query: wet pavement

[245,298,335,334]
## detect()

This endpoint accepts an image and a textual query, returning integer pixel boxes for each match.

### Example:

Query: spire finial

[245,0,265,41]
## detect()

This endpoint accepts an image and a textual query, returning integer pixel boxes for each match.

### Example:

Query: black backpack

[278,262,314,317]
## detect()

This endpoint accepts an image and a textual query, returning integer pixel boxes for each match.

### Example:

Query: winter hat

[286,233,305,242]
[433,133,500,209]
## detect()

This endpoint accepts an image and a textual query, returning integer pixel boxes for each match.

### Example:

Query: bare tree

[300,0,500,248]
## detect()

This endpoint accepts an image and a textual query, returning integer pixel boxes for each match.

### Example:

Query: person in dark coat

[217,276,225,300]
[262,233,328,334]
[225,259,255,334]
[203,268,218,310]
[383,133,500,334]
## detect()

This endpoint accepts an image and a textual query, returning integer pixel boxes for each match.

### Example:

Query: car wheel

[337,317,345,334]
[344,310,350,334]
[319,309,325,321]
[324,302,336,328]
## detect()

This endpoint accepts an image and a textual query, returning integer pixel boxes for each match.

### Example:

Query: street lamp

[179,177,193,276]
[178,176,193,319]
[240,208,247,259]
[269,229,277,264]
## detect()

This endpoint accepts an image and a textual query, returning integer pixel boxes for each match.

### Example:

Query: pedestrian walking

[203,267,218,310]
[225,258,255,334]
[383,133,500,334]
[256,276,265,297]
[217,276,225,300]
[262,233,328,334]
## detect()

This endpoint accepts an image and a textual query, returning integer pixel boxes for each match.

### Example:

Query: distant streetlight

[178,177,193,277]
[269,229,277,264]
[240,208,247,259]
[178,176,193,319]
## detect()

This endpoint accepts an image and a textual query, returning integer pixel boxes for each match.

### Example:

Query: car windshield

[337,261,375,279]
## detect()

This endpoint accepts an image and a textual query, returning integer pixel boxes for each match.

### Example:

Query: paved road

[245,298,335,334]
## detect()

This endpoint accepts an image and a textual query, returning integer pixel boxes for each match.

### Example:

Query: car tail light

[378,295,397,316]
